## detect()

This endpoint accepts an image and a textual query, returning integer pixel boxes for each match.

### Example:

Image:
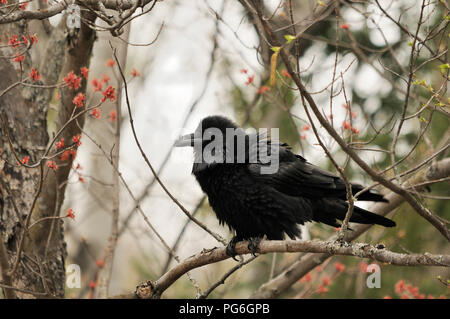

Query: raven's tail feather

[351,184,389,202]
[349,206,396,227]
[356,191,389,203]
[312,199,395,228]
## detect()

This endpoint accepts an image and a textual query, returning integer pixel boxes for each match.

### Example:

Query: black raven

[175,115,395,257]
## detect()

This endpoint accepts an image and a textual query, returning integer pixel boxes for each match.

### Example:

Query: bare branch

[251,158,450,298]
[130,239,449,299]
[0,0,155,25]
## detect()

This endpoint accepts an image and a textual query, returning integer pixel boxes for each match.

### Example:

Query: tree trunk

[0,10,96,298]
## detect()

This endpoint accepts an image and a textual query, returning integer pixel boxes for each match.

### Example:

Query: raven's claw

[247,237,262,256]
[226,236,240,261]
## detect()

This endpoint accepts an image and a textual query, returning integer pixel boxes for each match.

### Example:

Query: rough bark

[0,10,97,298]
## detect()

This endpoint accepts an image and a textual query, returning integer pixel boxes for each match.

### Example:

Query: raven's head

[174,115,248,173]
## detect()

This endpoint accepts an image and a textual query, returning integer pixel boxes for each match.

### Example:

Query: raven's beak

[174,133,197,147]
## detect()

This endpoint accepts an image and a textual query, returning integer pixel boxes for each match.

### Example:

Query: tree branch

[128,239,449,299]
[251,158,450,298]
[0,0,155,24]
[244,1,450,241]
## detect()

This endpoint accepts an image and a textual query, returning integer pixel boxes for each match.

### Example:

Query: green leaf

[439,63,450,74]
[284,34,296,44]
[271,46,281,53]
[412,79,427,86]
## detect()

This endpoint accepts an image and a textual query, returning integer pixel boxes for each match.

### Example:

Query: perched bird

[175,115,395,257]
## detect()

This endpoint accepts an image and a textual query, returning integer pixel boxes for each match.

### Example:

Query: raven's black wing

[246,145,395,228]
[247,145,387,202]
